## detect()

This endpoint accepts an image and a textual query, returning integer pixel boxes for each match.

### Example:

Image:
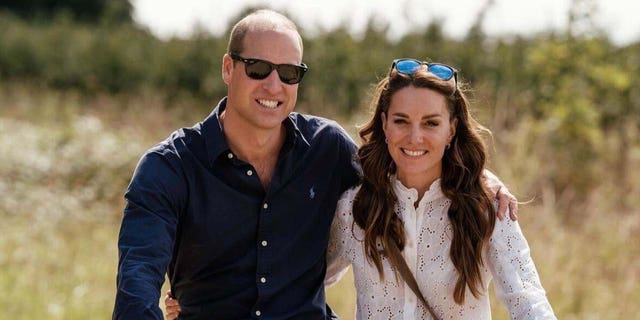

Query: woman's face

[382,86,457,188]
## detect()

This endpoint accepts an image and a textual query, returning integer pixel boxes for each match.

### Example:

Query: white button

[227,153,233,159]
[263,203,268,209]
[255,310,261,316]
[247,170,253,176]
[260,277,267,283]
[261,240,268,247]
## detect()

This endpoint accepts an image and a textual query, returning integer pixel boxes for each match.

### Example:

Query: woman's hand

[164,290,181,320]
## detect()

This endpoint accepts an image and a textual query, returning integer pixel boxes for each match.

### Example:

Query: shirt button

[227,152,233,159]
[255,310,261,316]
[260,277,267,283]
[247,170,253,176]
[261,240,268,247]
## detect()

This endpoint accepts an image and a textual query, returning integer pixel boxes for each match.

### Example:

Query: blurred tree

[0,0,132,24]
[301,25,360,116]
[396,20,447,61]
[0,2,638,224]
[518,0,633,219]
[457,0,495,83]
[153,32,226,101]
[222,5,278,36]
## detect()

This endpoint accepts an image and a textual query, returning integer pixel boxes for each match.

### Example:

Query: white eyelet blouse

[326,177,557,320]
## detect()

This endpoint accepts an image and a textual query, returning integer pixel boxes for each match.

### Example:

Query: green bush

[0,7,639,218]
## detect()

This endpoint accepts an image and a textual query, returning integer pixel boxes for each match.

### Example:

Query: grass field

[1,85,638,319]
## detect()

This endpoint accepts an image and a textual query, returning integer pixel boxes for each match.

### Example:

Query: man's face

[222,28,303,132]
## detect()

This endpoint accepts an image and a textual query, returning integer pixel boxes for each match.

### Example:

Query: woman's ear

[449,117,458,142]
[381,112,388,135]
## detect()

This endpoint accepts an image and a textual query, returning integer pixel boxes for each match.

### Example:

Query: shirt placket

[232,158,272,318]
[254,196,272,318]
[402,201,419,319]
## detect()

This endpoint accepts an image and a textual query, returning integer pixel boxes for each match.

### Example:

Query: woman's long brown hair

[353,67,496,304]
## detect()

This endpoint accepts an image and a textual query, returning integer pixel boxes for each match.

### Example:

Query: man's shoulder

[289,113,354,144]
[289,112,340,129]
[131,124,204,187]
[146,122,204,157]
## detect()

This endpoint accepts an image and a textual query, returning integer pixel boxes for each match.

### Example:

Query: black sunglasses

[230,53,308,85]
[391,58,458,88]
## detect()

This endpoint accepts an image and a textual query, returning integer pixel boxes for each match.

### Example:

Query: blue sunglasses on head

[390,58,458,88]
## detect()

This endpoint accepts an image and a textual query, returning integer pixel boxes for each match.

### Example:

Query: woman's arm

[164,291,181,320]
[324,191,356,287]
[486,215,557,319]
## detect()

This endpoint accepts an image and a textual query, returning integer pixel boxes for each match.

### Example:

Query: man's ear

[222,54,233,85]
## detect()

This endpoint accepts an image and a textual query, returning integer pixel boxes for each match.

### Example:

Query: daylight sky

[132,0,640,45]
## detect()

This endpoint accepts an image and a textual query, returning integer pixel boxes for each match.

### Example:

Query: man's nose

[261,69,283,93]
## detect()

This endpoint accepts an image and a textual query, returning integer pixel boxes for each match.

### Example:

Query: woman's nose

[408,126,424,143]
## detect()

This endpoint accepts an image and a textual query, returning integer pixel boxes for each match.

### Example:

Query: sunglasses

[390,58,458,86]
[230,53,308,85]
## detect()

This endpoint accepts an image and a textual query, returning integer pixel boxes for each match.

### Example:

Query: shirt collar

[284,113,310,152]
[202,97,229,166]
[201,97,310,167]
[392,175,445,205]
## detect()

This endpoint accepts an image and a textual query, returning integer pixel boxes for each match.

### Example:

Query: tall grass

[0,84,204,319]
[1,84,638,319]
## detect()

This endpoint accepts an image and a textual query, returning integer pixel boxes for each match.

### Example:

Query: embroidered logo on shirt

[309,186,315,199]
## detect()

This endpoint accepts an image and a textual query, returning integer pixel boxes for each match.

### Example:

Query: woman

[324,58,556,319]
[165,58,555,319]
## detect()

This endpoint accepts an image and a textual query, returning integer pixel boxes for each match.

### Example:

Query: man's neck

[220,112,285,162]
[219,110,286,190]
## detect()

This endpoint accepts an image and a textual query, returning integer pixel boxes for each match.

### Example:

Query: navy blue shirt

[113,98,360,320]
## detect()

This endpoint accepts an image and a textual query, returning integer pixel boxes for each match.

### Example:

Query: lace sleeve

[486,216,558,319]
[325,189,356,288]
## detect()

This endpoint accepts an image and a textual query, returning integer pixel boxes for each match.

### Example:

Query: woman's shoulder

[335,184,362,221]
[339,184,361,201]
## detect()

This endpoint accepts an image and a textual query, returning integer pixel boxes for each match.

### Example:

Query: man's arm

[484,169,518,221]
[113,152,185,320]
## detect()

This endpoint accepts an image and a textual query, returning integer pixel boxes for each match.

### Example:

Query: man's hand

[495,186,518,221]
[164,290,181,320]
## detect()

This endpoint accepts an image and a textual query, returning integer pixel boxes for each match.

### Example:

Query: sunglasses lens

[278,65,303,84]
[395,60,421,75]
[245,61,273,80]
[428,64,454,81]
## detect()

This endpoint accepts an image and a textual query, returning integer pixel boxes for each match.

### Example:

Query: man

[113,9,516,320]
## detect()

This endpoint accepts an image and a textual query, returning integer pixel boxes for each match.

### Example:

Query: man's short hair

[227,9,303,56]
